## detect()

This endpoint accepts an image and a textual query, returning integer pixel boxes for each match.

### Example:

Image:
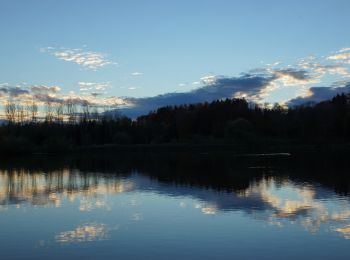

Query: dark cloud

[65,97,91,106]
[31,85,61,94]
[34,95,92,106]
[0,85,29,97]
[117,70,349,117]
[274,68,310,80]
[90,92,103,97]
[119,74,275,118]
[29,85,64,103]
[288,82,350,106]
[33,93,64,104]
[117,69,316,118]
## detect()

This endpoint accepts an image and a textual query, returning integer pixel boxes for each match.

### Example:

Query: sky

[1,0,350,117]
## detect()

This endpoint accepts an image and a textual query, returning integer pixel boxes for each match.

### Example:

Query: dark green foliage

[136,94,350,143]
[225,118,254,140]
[112,132,132,144]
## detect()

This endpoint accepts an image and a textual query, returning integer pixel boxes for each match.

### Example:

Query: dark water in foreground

[0,153,350,259]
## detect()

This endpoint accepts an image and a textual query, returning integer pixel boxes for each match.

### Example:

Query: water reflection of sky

[0,170,350,243]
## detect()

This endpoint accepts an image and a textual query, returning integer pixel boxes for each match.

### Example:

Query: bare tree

[16,103,26,124]
[5,100,16,123]
[81,100,90,122]
[45,100,54,123]
[27,101,38,123]
[65,99,77,124]
[24,101,31,123]
[54,102,64,123]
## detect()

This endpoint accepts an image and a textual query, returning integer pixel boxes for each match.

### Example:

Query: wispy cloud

[41,47,115,70]
[200,75,217,85]
[327,48,350,65]
[299,56,349,77]
[78,81,111,92]
[131,72,143,76]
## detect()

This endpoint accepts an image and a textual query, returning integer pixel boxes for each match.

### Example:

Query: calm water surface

[0,154,349,259]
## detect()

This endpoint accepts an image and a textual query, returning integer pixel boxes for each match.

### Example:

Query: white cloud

[41,47,115,70]
[103,96,128,106]
[338,47,350,53]
[78,82,111,91]
[131,72,143,76]
[0,82,130,110]
[327,48,350,65]
[200,75,217,85]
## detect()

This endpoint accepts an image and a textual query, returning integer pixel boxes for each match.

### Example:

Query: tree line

[0,93,349,154]
[3,99,118,124]
[135,93,350,143]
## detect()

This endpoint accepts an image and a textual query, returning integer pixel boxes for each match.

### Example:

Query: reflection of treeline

[0,167,132,206]
[1,151,349,195]
[0,93,350,154]
[0,152,282,195]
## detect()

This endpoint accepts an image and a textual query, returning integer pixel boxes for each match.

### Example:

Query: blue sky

[1,0,350,116]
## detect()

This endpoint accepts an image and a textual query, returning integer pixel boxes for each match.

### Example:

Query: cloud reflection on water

[0,168,350,240]
[55,223,108,243]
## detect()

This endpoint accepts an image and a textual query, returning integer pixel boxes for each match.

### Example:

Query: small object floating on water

[234,153,291,157]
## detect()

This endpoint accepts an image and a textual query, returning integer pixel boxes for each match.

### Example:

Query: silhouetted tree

[81,100,90,122]
[5,100,16,123]
[66,99,77,124]
[27,100,38,122]
[54,102,64,123]
[45,100,54,123]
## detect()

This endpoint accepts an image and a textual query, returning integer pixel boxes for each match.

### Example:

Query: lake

[0,152,349,259]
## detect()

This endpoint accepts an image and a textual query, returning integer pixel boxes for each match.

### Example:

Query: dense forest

[0,93,350,154]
